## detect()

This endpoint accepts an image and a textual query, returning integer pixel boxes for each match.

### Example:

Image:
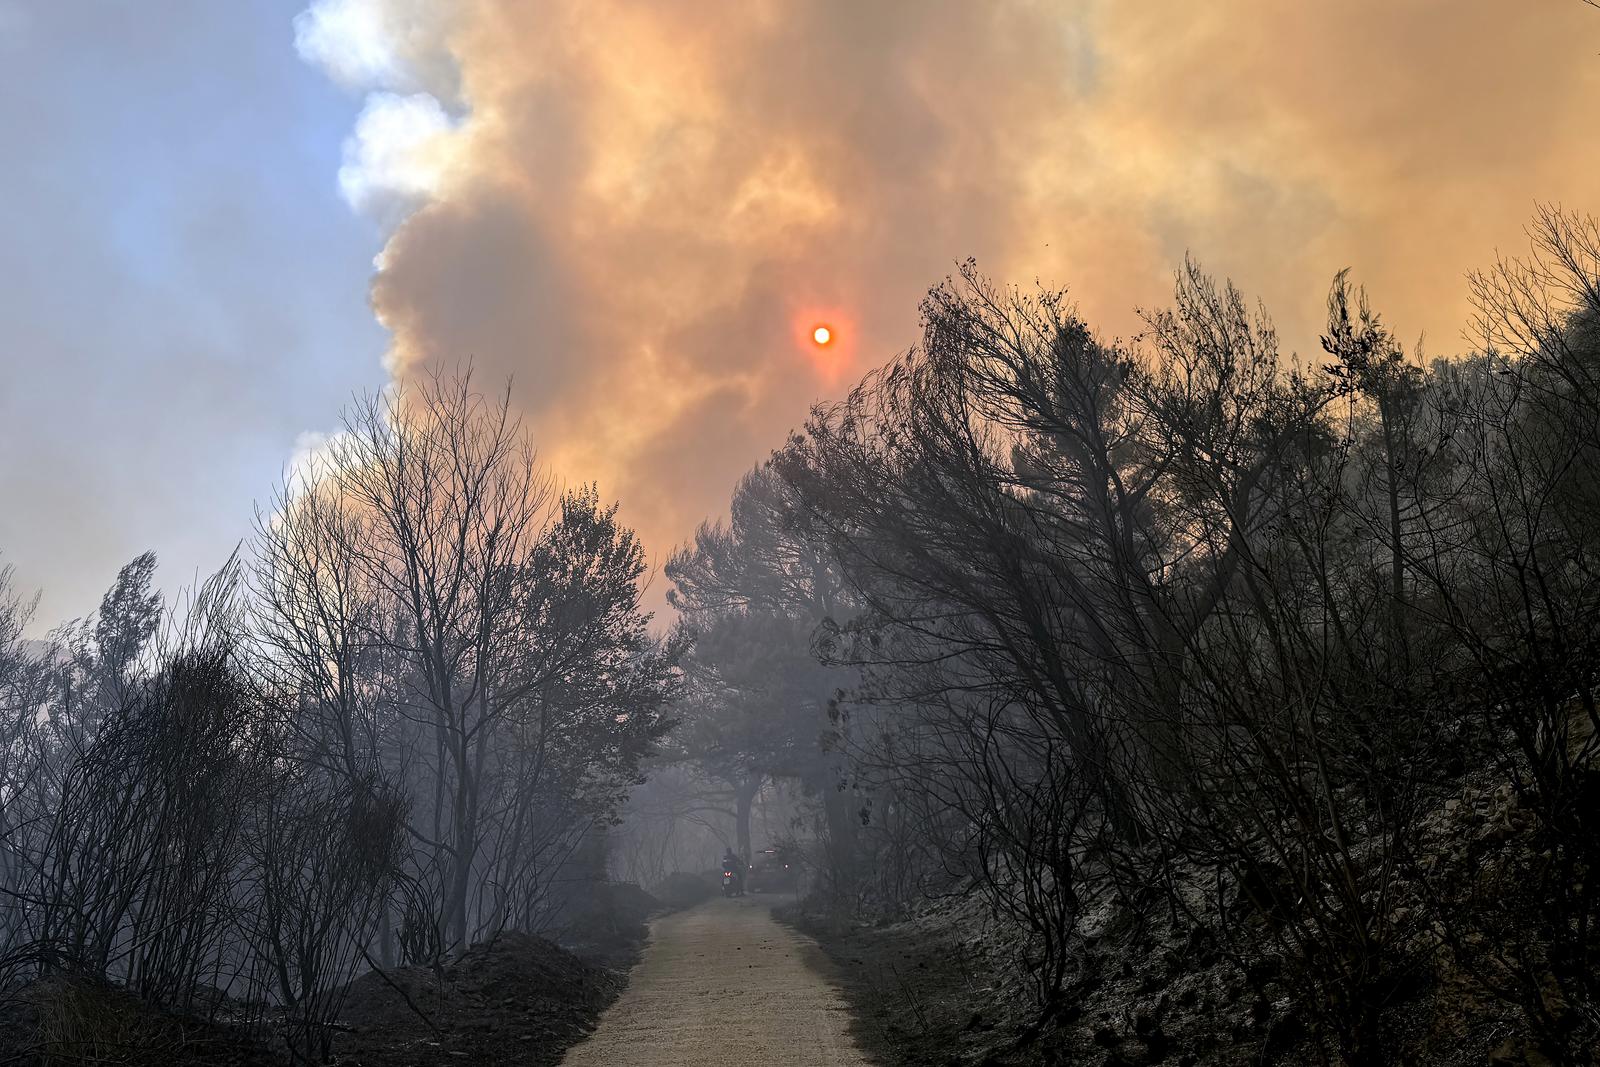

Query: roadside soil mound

[0,883,653,1066]
[0,973,278,1067]
[334,931,624,1066]
[557,881,661,968]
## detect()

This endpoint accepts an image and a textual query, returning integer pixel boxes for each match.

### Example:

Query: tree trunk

[820,769,858,906]
[734,777,761,864]
[378,907,394,969]
[1380,405,1411,675]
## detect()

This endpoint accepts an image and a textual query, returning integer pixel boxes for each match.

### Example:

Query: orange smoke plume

[298,0,1600,575]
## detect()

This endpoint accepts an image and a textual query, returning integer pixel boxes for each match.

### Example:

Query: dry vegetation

[671,207,1600,1066]
[1,207,1598,1066]
[0,374,676,1063]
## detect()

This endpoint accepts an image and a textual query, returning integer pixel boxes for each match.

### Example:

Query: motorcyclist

[721,848,745,895]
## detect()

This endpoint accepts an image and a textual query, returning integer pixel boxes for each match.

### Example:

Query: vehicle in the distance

[745,848,799,894]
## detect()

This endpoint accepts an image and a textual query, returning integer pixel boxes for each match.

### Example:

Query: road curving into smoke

[560,896,869,1066]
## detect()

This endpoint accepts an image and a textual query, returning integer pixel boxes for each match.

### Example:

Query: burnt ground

[789,769,1573,1067]
[783,895,1036,1067]
[794,898,1519,1067]
[0,878,694,1067]
[0,975,281,1067]
[2,779,1584,1067]
[331,931,625,1066]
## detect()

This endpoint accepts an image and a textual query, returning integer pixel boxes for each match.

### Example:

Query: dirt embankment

[793,769,1574,1067]
[332,931,624,1066]
[0,881,668,1067]
[327,879,669,1064]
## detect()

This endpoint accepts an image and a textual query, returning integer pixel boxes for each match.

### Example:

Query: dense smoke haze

[299,0,1600,566]
[5,6,1600,1065]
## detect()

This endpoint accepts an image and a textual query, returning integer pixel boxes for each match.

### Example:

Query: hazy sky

[3,1,1598,631]
[1,1,386,630]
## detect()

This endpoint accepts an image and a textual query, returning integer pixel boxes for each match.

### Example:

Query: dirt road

[560,895,871,1066]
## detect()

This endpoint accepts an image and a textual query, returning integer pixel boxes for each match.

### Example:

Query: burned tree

[255,367,676,959]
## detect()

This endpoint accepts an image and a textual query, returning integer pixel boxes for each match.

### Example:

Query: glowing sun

[812,324,833,346]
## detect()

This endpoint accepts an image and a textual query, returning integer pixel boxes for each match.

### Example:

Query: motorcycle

[721,866,743,897]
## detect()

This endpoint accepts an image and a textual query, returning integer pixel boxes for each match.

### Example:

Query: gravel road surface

[560,895,870,1066]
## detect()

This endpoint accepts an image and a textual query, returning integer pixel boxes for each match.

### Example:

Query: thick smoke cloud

[298,0,1600,568]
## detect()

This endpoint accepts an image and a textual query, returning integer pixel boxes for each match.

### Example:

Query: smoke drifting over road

[297,0,1600,566]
